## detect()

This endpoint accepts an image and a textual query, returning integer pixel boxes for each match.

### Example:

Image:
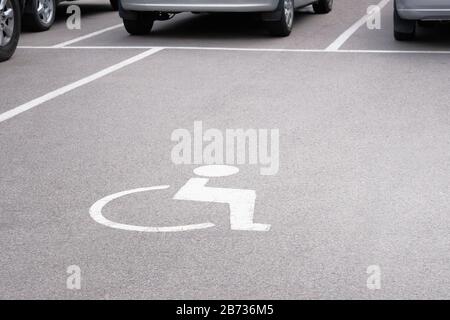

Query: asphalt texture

[1,0,450,299]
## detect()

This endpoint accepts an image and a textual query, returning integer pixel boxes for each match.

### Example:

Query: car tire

[110,0,118,11]
[123,16,153,35]
[313,0,333,14]
[267,0,294,37]
[394,1,415,41]
[23,0,56,32]
[0,0,21,62]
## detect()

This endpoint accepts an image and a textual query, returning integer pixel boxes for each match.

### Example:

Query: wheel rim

[284,0,294,29]
[36,0,54,25]
[0,0,14,47]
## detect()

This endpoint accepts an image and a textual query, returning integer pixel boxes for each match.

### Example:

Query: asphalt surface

[1,0,450,299]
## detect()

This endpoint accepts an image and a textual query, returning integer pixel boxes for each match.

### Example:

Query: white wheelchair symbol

[89,165,271,232]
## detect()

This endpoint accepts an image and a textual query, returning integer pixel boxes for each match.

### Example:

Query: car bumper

[396,0,450,20]
[120,0,279,13]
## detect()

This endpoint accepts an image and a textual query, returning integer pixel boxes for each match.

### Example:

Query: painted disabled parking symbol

[89,165,271,232]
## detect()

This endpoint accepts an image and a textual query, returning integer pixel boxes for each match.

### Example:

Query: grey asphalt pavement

[1,0,450,299]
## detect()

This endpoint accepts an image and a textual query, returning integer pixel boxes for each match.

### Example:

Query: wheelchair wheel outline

[89,185,216,232]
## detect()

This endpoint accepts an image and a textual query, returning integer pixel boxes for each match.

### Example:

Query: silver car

[394,0,450,40]
[119,0,333,37]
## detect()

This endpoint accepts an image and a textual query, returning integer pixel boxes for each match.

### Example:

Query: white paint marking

[326,0,391,51]
[0,48,163,124]
[90,166,269,233]
[52,23,123,48]
[174,168,271,231]
[194,165,239,177]
[16,45,450,55]
[90,185,216,232]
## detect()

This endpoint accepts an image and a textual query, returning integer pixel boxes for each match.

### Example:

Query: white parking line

[51,24,123,48]
[17,45,450,54]
[326,0,391,51]
[0,48,163,124]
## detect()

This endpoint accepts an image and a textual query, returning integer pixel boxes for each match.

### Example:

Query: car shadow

[414,22,450,44]
[151,13,269,39]
[136,8,316,40]
[20,3,318,41]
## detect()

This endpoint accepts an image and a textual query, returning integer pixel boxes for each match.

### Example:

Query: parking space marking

[17,45,450,54]
[90,165,271,233]
[51,24,123,48]
[325,0,391,51]
[0,48,163,124]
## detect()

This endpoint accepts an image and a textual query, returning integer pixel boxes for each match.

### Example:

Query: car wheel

[24,0,56,31]
[267,0,294,37]
[123,16,153,35]
[0,0,20,62]
[313,0,333,14]
[394,1,415,41]
[110,0,118,11]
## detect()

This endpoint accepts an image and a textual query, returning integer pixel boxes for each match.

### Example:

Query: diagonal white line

[0,48,163,124]
[52,23,123,48]
[326,0,391,51]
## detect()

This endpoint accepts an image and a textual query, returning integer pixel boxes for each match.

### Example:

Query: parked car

[394,0,450,40]
[119,0,333,37]
[0,0,21,62]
